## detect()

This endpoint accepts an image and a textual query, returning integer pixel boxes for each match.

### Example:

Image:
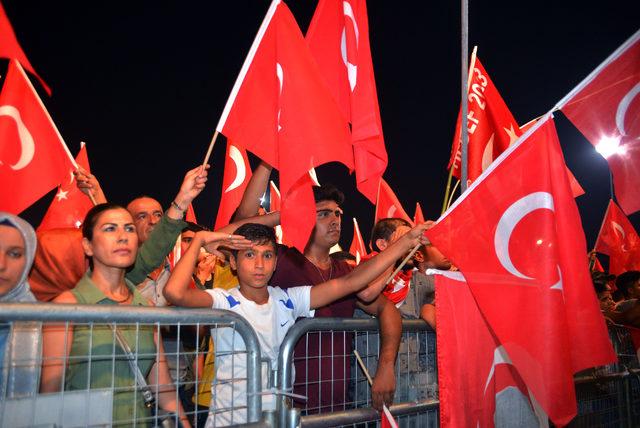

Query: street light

[595,136,626,158]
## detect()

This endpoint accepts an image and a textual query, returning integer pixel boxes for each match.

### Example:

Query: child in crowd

[163,222,429,426]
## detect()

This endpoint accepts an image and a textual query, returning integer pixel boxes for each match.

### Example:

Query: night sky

[4,1,640,265]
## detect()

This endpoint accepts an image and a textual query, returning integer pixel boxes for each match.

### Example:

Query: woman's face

[0,224,27,296]
[83,208,138,270]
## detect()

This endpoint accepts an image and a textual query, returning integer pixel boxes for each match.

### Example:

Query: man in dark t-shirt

[270,184,401,414]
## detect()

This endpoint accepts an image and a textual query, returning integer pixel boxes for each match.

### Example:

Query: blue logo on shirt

[280,321,289,327]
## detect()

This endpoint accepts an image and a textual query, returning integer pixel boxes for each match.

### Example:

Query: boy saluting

[164,222,430,427]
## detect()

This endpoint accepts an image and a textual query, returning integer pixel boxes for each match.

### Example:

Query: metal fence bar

[0,302,265,425]
[276,318,434,428]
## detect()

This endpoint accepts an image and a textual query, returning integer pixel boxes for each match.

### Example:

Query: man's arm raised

[310,222,431,310]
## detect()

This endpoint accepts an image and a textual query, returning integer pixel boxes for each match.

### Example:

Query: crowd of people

[2,161,631,427]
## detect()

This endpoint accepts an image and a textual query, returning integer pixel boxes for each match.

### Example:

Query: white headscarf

[0,212,37,302]
[0,212,40,399]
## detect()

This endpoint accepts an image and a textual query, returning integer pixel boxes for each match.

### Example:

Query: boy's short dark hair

[182,221,208,233]
[313,184,344,206]
[370,218,412,252]
[231,223,277,258]
[616,271,640,299]
[330,250,357,262]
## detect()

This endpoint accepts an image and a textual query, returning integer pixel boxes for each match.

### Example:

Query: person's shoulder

[53,290,77,304]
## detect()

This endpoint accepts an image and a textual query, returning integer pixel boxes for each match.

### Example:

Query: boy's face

[231,242,277,289]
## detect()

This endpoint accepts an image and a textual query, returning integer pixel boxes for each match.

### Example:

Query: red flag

[306,0,387,203]
[521,117,585,198]
[38,142,93,231]
[413,202,425,224]
[0,2,50,94]
[448,57,521,185]
[436,271,547,428]
[560,30,640,214]
[215,0,352,251]
[592,255,605,273]
[594,199,640,276]
[0,60,74,214]
[348,217,367,264]
[214,141,252,230]
[427,117,616,425]
[186,203,197,224]
[373,178,412,225]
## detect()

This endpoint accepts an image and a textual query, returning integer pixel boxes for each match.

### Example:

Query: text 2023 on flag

[306,0,387,203]
[427,117,615,425]
[216,0,352,251]
[560,30,640,214]
[0,60,74,214]
[448,57,521,184]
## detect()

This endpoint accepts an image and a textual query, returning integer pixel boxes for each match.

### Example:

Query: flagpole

[554,29,640,110]
[442,46,477,214]
[383,243,422,286]
[201,130,219,170]
[354,350,398,428]
[459,0,469,193]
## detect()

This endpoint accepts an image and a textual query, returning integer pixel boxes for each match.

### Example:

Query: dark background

[4,1,639,263]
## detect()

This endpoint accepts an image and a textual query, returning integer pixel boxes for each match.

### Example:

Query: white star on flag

[504,124,519,146]
[55,189,69,201]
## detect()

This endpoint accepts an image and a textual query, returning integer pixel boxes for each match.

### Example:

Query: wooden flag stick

[201,130,219,170]
[446,179,461,211]
[384,242,422,286]
[353,350,398,428]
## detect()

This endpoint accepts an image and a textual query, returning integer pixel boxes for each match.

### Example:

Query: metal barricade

[276,318,439,428]
[570,323,640,427]
[0,302,268,428]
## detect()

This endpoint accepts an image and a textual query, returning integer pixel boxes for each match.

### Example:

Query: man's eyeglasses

[316,208,343,219]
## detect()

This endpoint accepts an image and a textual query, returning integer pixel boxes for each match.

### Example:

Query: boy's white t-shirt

[204,285,313,427]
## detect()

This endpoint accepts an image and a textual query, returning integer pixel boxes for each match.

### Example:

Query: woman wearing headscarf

[0,212,41,398]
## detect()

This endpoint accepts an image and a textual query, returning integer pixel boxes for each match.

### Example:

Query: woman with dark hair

[0,212,41,399]
[40,203,191,427]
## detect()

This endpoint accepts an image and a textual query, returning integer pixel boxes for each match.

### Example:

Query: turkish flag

[436,270,547,428]
[374,178,412,225]
[348,217,367,264]
[521,117,585,198]
[38,142,93,231]
[0,60,73,214]
[560,30,640,214]
[214,141,252,230]
[594,199,640,276]
[306,0,387,203]
[0,2,50,94]
[427,117,616,425]
[216,0,352,251]
[448,57,521,184]
[414,202,425,224]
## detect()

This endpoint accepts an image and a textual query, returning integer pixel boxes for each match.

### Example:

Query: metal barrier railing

[570,323,640,428]
[0,302,267,428]
[276,318,439,428]
[3,303,640,427]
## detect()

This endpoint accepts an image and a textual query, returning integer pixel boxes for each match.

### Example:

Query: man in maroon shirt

[233,163,401,414]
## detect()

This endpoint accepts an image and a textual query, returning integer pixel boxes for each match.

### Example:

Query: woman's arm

[40,291,77,392]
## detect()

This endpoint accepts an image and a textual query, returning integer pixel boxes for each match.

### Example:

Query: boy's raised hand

[400,221,434,248]
[195,231,253,258]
